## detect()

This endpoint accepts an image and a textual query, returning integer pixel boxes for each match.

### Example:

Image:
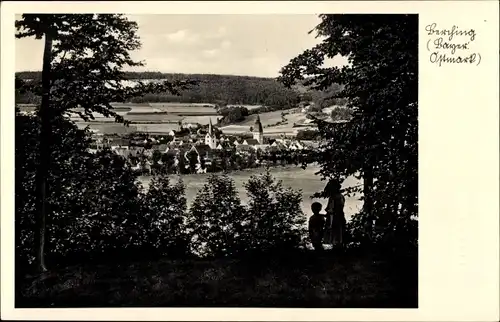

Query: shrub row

[16,111,307,271]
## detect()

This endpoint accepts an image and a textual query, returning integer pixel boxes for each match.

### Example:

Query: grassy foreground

[16,249,417,308]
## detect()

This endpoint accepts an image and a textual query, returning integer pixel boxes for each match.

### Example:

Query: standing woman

[323,179,346,249]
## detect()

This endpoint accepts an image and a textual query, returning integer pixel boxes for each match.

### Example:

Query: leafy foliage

[330,106,352,121]
[309,83,348,109]
[15,111,143,268]
[296,129,321,141]
[186,174,246,258]
[139,175,189,257]
[15,110,91,268]
[242,169,307,252]
[217,105,249,125]
[279,14,418,250]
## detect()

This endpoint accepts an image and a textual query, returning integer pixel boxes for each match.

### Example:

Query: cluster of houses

[88,115,319,174]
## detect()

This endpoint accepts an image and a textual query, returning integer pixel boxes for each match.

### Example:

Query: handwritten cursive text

[425,23,476,42]
[425,23,480,67]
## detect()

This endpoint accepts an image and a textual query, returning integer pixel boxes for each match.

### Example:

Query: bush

[242,169,307,252]
[296,129,320,141]
[40,148,144,265]
[330,106,352,121]
[16,111,151,269]
[345,210,418,254]
[15,111,100,269]
[139,175,189,257]
[217,106,249,125]
[186,174,246,258]
[16,109,314,271]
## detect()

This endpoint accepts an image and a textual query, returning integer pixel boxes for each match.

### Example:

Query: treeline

[300,83,349,110]
[16,110,307,271]
[15,71,301,107]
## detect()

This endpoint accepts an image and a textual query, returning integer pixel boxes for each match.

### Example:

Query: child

[309,202,326,251]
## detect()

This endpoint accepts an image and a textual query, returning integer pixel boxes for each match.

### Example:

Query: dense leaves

[296,129,321,141]
[243,170,307,252]
[279,14,418,249]
[217,105,249,125]
[16,110,91,268]
[139,175,189,257]
[330,106,352,121]
[186,175,246,258]
[16,112,143,268]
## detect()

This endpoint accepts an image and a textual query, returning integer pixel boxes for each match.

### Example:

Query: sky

[15,14,345,78]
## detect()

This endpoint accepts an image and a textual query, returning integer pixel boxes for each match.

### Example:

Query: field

[220,108,315,136]
[150,103,218,115]
[63,101,329,135]
[182,115,219,125]
[139,165,363,221]
[75,122,139,134]
[69,102,219,133]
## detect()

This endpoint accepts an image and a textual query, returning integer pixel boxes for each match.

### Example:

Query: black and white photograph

[3,0,500,320]
[11,11,420,309]
[4,1,499,320]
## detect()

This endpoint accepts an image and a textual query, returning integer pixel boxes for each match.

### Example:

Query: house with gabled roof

[288,140,305,150]
[266,145,280,153]
[216,141,233,150]
[188,144,217,166]
[271,141,287,150]
[169,138,191,149]
[235,144,254,155]
[110,138,130,150]
[243,138,260,146]
[252,144,270,151]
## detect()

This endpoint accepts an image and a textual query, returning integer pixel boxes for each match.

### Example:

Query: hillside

[219,108,324,137]
[15,71,301,107]
[16,71,348,136]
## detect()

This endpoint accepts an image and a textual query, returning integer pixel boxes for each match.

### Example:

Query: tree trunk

[34,32,53,273]
[363,164,374,213]
[363,163,374,240]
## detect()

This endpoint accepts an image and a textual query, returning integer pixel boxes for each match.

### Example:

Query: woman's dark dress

[324,193,346,245]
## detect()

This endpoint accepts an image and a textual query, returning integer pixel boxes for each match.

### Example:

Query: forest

[15,71,347,111]
[16,71,301,107]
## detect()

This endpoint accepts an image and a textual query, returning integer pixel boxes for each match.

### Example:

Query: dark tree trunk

[363,163,374,215]
[363,163,374,240]
[34,32,53,273]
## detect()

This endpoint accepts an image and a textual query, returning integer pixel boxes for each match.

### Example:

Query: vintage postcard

[1,1,499,321]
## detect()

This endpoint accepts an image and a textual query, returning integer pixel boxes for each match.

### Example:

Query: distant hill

[15,71,301,108]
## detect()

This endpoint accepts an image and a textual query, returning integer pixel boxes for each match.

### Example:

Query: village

[89,115,319,175]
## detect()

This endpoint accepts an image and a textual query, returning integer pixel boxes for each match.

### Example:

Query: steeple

[254,114,263,133]
[253,114,264,144]
[205,117,217,149]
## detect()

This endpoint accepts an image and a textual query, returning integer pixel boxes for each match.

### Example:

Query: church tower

[205,118,217,149]
[253,114,264,144]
